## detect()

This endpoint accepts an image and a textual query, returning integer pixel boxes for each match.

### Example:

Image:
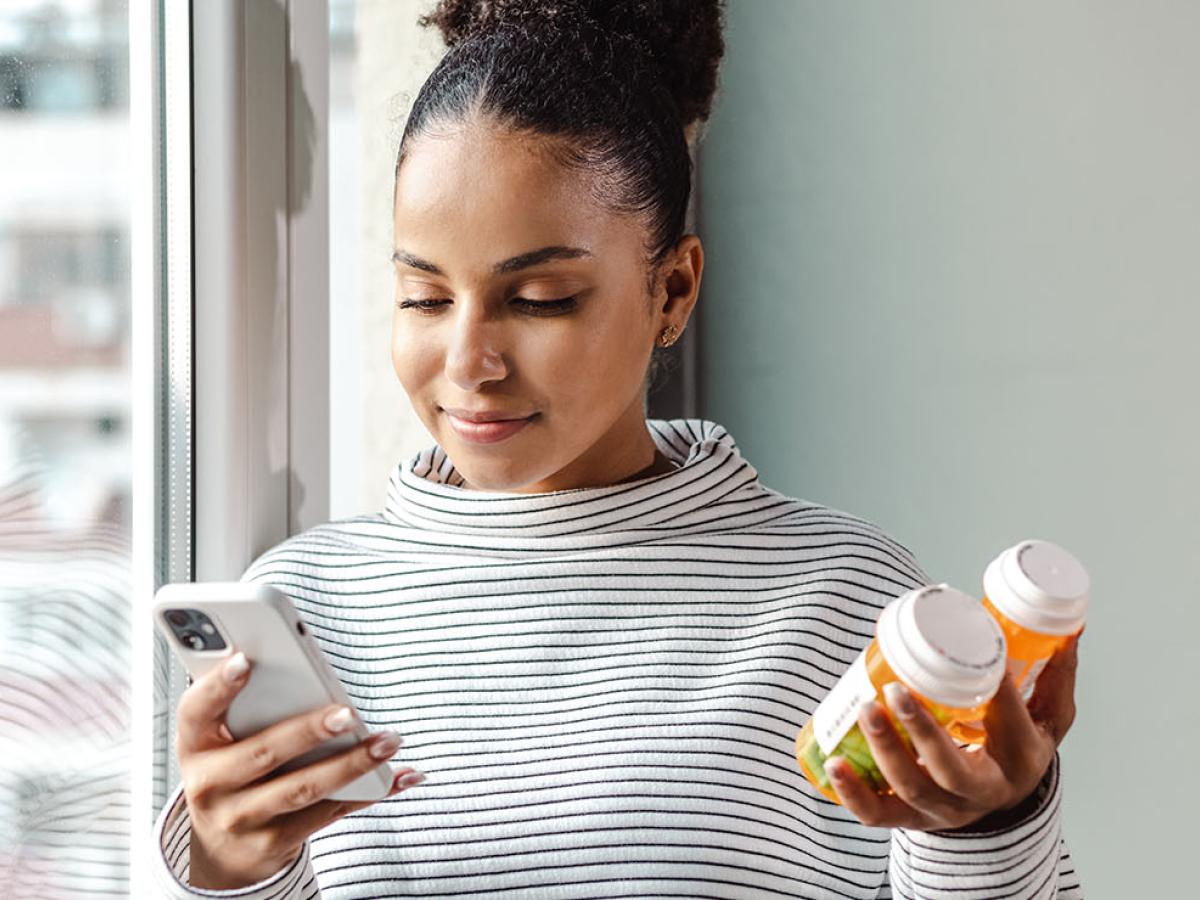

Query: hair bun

[418,0,726,130]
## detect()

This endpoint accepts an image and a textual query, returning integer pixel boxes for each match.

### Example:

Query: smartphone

[153,581,394,802]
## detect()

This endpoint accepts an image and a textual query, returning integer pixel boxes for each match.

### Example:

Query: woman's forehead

[394,128,642,272]
[397,125,589,213]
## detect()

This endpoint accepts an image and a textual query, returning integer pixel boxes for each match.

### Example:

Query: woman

[153,2,1082,897]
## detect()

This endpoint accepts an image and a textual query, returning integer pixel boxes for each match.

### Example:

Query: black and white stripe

[152,418,1082,899]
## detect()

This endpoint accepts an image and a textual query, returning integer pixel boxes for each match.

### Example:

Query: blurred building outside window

[0,1,131,896]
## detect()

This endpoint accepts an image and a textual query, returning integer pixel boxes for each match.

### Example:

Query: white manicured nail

[394,771,425,789]
[324,706,354,734]
[883,681,915,717]
[369,731,403,760]
[223,652,249,681]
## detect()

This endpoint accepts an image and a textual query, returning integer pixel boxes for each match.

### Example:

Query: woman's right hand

[176,651,425,889]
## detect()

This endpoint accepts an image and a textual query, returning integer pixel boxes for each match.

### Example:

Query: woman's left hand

[824,633,1080,831]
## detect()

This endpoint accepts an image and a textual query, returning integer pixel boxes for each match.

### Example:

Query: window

[0,1,132,896]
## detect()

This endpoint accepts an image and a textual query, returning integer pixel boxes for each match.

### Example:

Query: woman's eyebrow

[391,245,593,275]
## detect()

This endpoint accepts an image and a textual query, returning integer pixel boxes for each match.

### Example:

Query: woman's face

[391,121,702,493]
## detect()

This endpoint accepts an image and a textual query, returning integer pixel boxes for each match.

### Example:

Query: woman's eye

[513,296,578,314]
[396,298,449,312]
[396,297,578,315]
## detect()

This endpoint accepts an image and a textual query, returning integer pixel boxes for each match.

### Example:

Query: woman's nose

[443,316,507,391]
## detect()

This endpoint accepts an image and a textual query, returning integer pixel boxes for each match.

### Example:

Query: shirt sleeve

[880,754,1083,898]
[152,782,322,899]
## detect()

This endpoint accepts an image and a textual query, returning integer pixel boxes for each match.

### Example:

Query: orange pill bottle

[982,539,1089,701]
[795,584,1007,804]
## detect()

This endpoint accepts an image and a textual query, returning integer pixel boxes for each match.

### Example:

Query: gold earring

[658,324,680,348]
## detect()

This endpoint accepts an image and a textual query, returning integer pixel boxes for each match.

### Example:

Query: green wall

[699,3,1198,894]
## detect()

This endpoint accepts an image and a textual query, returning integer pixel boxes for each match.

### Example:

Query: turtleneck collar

[382,418,763,539]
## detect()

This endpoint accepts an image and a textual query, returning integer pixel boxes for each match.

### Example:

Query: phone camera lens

[179,630,206,651]
[165,609,190,628]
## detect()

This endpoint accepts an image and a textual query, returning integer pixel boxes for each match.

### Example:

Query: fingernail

[369,731,404,760]
[394,771,426,790]
[825,756,845,781]
[861,700,888,734]
[223,651,249,682]
[883,682,915,718]
[324,706,354,734]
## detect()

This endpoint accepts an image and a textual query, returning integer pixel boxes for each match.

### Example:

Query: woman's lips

[446,412,538,444]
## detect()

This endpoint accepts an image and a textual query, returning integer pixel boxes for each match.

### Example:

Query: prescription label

[812,650,878,756]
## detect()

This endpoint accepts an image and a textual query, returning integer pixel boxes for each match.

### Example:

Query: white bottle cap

[983,539,1089,636]
[876,584,1007,710]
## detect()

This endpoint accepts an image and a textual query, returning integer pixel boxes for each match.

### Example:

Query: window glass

[0,1,131,895]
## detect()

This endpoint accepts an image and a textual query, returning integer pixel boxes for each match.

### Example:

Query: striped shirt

[152,418,1082,899]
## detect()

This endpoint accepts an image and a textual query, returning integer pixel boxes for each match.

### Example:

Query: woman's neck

[613,448,678,485]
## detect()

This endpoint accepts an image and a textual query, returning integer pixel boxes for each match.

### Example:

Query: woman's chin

[457,470,542,493]
[446,452,547,493]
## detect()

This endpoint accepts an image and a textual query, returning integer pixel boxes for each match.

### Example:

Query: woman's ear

[658,234,704,324]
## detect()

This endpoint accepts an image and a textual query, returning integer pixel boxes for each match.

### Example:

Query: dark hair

[398,0,727,391]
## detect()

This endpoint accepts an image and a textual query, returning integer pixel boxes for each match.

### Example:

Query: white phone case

[153,581,394,802]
